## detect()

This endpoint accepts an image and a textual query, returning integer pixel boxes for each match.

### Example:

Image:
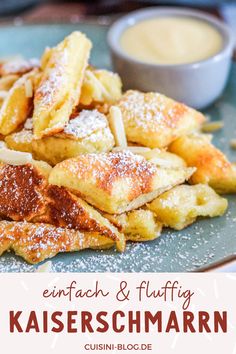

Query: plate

[0,23,235,272]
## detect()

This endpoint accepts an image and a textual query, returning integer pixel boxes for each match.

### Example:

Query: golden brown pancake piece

[148,184,228,230]
[33,31,92,138]
[0,69,37,135]
[0,74,19,91]
[49,150,195,214]
[0,58,39,76]
[36,185,125,250]
[117,90,205,148]
[169,134,236,194]
[6,110,115,165]
[80,68,122,106]
[104,209,162,242]
[0,162,48,221]
[0,221,114,264]
[0,161,124,250]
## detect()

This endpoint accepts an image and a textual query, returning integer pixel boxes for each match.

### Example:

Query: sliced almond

[201,121,224,133]
[0,147,33,165]
[108,106,127,148]
[24,78,33,98]
[112,146,151,154]
[0,90,8,100]
[230,139,236,149]
[137,148,162,160]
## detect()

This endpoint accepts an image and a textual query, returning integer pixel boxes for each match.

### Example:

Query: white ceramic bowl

[108,7,234,109]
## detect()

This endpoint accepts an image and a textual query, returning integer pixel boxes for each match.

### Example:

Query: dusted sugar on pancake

[33,31,92,138]
[169,133,236,194]
[36,185,125,252]
[148,184,228,230]
[0,69,38,135]
[6,110,115,165]
[0,159,124,251]
[49,150,194,214]
[0,58,39,76]
[0,221,115,264]
[0,162,49,221]
[117,90,205,148]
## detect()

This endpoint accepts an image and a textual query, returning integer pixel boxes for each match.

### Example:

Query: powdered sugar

[0,196,235,272]
[63,109,107,139]
[0,58,39,76]
[24,117,33,130]
[10,117,34,143]
[11,130,33,144]
[119,90,187,132]
[35,50,68,109]
[65,150,157,188]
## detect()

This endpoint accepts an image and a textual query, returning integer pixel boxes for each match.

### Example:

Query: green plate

[0,23,235,272]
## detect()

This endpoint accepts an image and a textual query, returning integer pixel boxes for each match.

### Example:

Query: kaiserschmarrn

[148,184,228,230]
[6,110,115,165]
[49,151,194,214]
[117,90,205,148]
[0,30,233,264]
[169,134,236,193]
[33,32,92,138]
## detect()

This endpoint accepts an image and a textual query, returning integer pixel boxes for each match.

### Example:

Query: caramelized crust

[0,221,114,264]
[35,185,125,249]
[117,90,205,148]
[0,162,48,221]
[169,134,236,194]
[49,151,194,214]
[0,161,124,250]
[51,151,157,196]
